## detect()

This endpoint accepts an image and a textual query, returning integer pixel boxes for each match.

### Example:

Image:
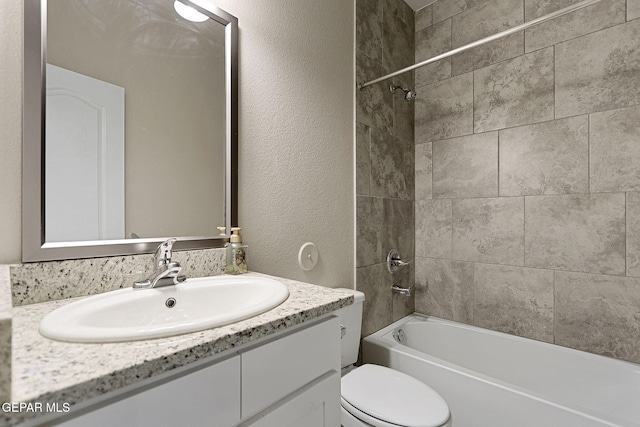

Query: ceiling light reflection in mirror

[174,0,209,22]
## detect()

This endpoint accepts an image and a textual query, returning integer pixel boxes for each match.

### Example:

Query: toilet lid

[341,364,450,427]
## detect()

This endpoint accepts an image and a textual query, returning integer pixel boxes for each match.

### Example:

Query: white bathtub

[362,314,640,427]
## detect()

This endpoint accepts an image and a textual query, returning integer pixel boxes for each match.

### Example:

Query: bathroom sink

[39,275,289,343]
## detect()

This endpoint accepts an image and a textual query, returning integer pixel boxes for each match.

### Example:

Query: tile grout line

[497,130,500,197]
[524,195,527,267]
[523,0,526,52]
[587,113,591,194]
[553,269,557,345]
[471,260,476,325]
[553,44,556,121]
[431,141,434,201]
[450,197,454,260]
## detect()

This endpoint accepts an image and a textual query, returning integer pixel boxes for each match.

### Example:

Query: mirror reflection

[45,0,226,242]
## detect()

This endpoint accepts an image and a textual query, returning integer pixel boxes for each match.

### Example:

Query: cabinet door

[240,316,341,419]
[239,370,340,427]
[57,355,240,427]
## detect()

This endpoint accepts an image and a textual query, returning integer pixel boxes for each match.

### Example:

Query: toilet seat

[341,364,450,427]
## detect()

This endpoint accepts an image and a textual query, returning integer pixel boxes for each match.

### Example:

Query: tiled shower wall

[356,0,416,336]
[414,0,640,363]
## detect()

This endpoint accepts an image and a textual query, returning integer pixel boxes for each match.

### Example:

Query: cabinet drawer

[239,370,340,427]
[240,316,340,419]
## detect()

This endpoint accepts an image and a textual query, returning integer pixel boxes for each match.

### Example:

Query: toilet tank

[334,289,365,368]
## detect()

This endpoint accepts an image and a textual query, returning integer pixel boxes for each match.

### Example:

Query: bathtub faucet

[387,249,412,275]
[391,284,411,297]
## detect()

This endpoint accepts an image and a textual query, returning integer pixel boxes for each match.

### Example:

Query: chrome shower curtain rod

[358,0,603,90]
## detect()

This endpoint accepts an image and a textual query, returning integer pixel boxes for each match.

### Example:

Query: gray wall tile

[393,74,416,143]
[555,19,640,118]
[450,0,524,75]
[627,192,640,277]
[384,0,414,27]
[415,4,433,31]
[415,142,432,200]
[416,199,452,258]
[357,263,393,336]
[356,123,371,196]
[432,0,491,25]
[411,0,640,364]
[433,132,498,198]
[630,0,640,21]
[590,105,640,193]
[556,271,640,364]
[357,196,384,267]
[525,193,626,275]
[403,129,416,201]
[474,263,554,342]
[370,131,406,198]
[451,33,523,76]
[356,0,383,62]
[452,197,525,265]
[415,19,452,87]
[356,0,415,338]
[415,72,474,143]
[383,198,415,259]
[474,47,554,133]
[383,0,415,71]
[415,257,474,322]
[356,54,393,131]
[499,116,589,196]
[524,0,625,53]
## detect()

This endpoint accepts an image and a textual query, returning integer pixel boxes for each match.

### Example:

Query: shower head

[390,85,417,103]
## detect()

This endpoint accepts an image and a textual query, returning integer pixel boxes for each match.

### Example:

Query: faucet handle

[386,249,412,275]
[154,238,177,267]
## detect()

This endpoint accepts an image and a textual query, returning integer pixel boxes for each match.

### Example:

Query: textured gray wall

[200,0,355,289]
[0,0,22,264]
[414,0,640,363]
[356,0,416,336]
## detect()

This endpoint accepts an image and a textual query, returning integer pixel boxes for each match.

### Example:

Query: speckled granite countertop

[4,273,353,426]
[0,266,12,406]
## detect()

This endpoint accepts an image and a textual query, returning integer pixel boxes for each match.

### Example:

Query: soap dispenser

[217,227,229,247]
[226,227,248,274]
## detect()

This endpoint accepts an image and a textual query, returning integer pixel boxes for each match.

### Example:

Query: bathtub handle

[387,249,412,274]
[392,259,412,267]
[391,284,411,297]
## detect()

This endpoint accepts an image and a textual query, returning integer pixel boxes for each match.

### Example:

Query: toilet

[336,290,452,427]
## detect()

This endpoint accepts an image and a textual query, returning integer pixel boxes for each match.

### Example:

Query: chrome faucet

[133,238,187,289]
[387,249,412,297]
[386,249,412,275]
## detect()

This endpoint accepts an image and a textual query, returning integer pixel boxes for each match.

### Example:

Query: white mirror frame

[22,0,238,262]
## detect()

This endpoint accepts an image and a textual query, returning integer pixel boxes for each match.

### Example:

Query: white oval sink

[39,275,289,343]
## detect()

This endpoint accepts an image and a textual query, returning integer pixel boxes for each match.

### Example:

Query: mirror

[23,0,238,261]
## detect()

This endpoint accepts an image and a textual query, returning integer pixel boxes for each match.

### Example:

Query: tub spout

[391,284,411,297]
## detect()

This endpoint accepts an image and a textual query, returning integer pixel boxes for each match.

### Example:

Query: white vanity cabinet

[52,316,340,427]
[239,371,339,427]
[56,354,242,427]
[239,315,341,426]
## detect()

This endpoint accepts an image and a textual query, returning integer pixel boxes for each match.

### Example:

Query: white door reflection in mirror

[45,64,125,242]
